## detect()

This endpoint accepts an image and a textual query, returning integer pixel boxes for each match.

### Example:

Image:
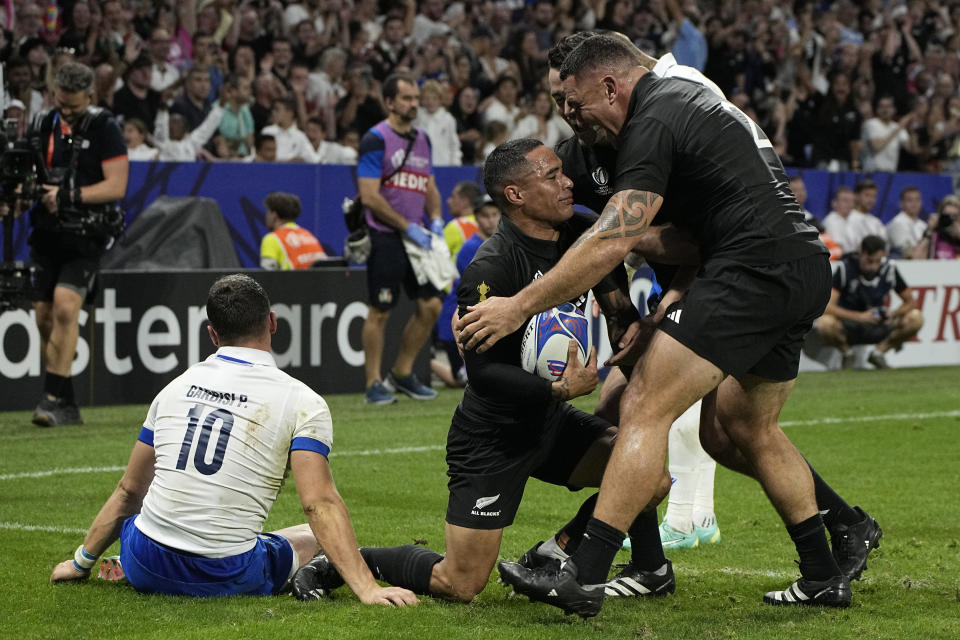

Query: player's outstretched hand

[457,297,524,352]
[555,341,598,400]
[359,586,419,607]
[605,318,656,368]
[50,560,89,583]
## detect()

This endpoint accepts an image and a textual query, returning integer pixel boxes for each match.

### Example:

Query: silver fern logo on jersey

[592,167,609,187]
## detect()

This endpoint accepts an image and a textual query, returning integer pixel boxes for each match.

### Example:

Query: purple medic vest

[364,121,433,233]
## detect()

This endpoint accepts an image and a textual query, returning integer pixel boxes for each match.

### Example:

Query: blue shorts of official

[119,516,298,597]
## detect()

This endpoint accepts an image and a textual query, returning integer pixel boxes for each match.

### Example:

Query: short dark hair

[900,185,921,199]
[186,65,210,80]
[264,192,301,221]
[255,133,276,150]
[494,74,518,91]
[482,138,544,210]
[833,185,853,197]
[306,115,325,129]
[206,274,271,344]
[549,30,653,70]
[274,96,296,114]
[453,181,484,211]
[124,118,148,136]
[860,235,886,255]
[548,32,597,70]
[383,73,417,101]
[55,62,95,93]
[192,31,214,46]
[559,34,637,81]
[873,93,896,109]
[854,179,878,194]
[224,73,244,89]
[5,56,29,73]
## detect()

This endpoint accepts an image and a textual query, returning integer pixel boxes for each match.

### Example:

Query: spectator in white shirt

[305,116,357,164]
[482,75,523,138]
[886,186,929,258]
[823,186,856,253]
[411,0,448,43]
[154,104,225,162]
[308,48,348,125]
[124,118,159,161]
[861,95,912,173]
[261,98,317,162]
[510,89,574,149]
[148,27,180,94]
[413,80,461,166]
[846,179,886,251]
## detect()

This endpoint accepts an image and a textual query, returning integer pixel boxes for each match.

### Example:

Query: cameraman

[26,62,129,427]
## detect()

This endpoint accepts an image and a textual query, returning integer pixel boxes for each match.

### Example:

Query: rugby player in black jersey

[292,138,696,604]
[536,30,881,588]
[460,36,858,615]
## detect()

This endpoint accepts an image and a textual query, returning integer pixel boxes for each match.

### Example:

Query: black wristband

[72,187,83,206]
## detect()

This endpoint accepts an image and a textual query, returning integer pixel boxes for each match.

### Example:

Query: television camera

[0,117,41,310]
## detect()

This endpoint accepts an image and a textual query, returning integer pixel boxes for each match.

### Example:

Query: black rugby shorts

[658,253,832,381]
[366,228,442,310]
[444,403,611,530]
[30,234,102,302]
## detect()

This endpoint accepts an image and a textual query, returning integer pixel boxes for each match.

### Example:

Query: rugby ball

[520,303,590,381]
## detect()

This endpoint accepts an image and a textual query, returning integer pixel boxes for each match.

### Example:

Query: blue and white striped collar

[211,346,276,367]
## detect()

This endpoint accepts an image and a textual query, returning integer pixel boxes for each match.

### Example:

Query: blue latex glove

[405,224,432,250]
[430,218,445,237]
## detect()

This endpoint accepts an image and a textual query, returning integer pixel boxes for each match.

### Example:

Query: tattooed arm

[459,189,663,352]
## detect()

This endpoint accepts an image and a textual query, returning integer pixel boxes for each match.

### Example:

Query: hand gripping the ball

[551,340,598,401]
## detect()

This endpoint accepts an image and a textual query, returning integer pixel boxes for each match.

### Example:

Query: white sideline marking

[780,409,960,428]
[0,445,446,481]
[0,521,87,535]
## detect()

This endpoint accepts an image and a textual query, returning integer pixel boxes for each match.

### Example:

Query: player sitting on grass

[292,139,695,604]
[49,274,417,607]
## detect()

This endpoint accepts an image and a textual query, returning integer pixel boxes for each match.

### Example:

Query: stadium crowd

[4,0,960,176]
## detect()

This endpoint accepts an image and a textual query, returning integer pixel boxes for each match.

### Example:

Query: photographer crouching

[27,62,129,427]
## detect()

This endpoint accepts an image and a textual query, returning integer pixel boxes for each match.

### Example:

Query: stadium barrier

[2,163,953,267]
[0,269,430,411]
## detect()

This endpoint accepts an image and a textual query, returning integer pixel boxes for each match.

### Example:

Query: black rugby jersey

[833,253,907,311]
[456,212,616,428]
[554,135,680,292]
[554,137,618,216]
[614,74,826,266]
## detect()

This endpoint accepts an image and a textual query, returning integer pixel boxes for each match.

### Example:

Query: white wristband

[73,545,97,572]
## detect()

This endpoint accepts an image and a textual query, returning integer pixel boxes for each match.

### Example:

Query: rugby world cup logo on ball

[520,303,591,380]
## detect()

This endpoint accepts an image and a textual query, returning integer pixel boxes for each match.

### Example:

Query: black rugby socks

[571,517,625,585]
[359,545,442,595]
[786,513,841,581]
[806,460,863,532]
[44,372,74,404]
[555,492,598,554]
[628,509,667,571]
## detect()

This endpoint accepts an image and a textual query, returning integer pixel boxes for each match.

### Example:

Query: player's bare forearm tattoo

[571,190,660,249]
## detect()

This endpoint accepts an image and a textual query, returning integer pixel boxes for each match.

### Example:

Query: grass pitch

[1,367,959,640]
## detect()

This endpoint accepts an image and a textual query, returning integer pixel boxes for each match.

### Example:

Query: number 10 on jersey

[176,404,235,475]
